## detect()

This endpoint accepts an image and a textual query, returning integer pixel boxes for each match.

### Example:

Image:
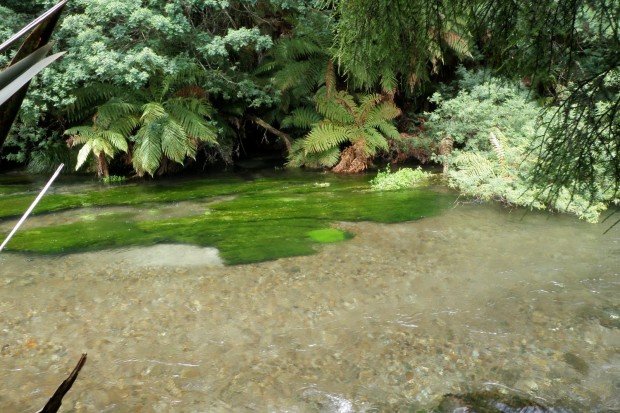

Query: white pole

[0,163,64,252]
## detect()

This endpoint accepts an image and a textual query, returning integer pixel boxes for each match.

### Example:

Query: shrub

[370,167,431,191]
[424,69,615,222]
[102,175,127,184]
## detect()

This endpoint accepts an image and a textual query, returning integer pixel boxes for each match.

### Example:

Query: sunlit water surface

[0,192,618,411]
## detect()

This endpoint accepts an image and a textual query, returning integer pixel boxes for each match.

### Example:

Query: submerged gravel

[0,204,618,412]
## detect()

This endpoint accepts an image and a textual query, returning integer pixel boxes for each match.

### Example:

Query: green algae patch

[0,177,284,219]
[1,172,454,264]
[307,228,350,243]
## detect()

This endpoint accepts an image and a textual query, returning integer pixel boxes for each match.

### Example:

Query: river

[0,172,618,411]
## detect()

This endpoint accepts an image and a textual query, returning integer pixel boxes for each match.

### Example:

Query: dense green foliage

[426,69,616,222]
[332,0,472,90]
[1,0,309,169]
[0,0,617,223]
[0,173,451,263]
[68,69,219,176]
[370,167,432,191]
[331,0,619,205]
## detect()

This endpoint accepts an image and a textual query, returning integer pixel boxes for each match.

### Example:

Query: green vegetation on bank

[0,0,617,223]
[370,167,432,191]
[425,69,618,223]
[0,173,452,263]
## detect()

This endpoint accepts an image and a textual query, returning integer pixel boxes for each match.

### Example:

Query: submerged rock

[596,306,620,330]
[432,391,573,413]
[579,305,620,329]
[301,388,355,413]
[562,352,589,375]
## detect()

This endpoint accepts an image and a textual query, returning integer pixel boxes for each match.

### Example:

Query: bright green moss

[307,228,350,243]
[1,172,453,264]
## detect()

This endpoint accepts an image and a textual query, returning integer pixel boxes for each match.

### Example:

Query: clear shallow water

[0,176,619,411]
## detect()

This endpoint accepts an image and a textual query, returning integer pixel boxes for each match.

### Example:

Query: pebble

[0,208,617,411]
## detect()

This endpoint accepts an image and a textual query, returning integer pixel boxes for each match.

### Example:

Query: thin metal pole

[0,163,64,252]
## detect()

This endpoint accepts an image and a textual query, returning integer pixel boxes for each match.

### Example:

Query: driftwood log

[39,353,87,413]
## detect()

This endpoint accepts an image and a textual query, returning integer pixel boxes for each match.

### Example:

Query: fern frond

[111,116,140,138]
[98,131,128,153]
[273,60,313,90]
[161,119,192,164]
[374,121,401,140]
[304,147,342,168]
[75,141,93,170]
[442,31,472,58]
[315,88,356,124]
[489,131,505,163]
[366,101,401,125]
[66,83,127,122]
[359,93,382,119]
[362,128,389,156]
[453,152,496,181]
[92,137,115,158]
[286,139,307,167]
[165,99,217,144]
[331,91,358,116]
[133,126,163,177]
[303,123,352,154]
[141,103,167,124]
[379,68,398,93]
[281,107,322,129]
[159,65,208,99]
[65,126,95,141]
[96,100,140,127]
[315,146,341,167]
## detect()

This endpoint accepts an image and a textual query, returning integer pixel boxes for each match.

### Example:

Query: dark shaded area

[432,390,575,413]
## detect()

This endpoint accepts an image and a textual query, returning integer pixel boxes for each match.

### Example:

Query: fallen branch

[249,116,292,152]
[39,353,87,413]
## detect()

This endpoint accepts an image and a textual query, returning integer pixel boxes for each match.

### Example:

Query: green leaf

[76,141,92,170]
[304,123,352,154]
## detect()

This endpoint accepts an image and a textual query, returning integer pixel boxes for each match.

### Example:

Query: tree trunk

[96,152,109,179]
[249,116,292,152]
[332,142,370,174]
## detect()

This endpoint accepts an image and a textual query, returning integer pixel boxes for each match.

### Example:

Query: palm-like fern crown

[131,70,218,176]
[66,67,219,176]
[287,87,401,168]
[65,98,138,171]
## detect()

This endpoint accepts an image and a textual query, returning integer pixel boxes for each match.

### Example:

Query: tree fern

[65,99,137,178]
[66,68,219,177]
[287,88,402,172]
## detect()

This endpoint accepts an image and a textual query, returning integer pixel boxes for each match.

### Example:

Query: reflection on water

[0,203,618,411]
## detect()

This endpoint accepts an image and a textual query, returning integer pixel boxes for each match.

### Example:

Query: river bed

[0,176,618,412]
